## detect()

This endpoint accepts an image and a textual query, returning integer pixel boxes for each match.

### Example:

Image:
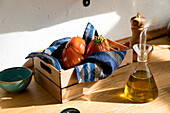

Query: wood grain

[0,36,170,113]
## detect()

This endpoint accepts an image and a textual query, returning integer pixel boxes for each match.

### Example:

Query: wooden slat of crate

[34,58,60,87]
[34,69,62,102]
[34,68,83,103]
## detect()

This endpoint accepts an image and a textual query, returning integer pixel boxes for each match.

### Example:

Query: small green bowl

[0,67,32,93]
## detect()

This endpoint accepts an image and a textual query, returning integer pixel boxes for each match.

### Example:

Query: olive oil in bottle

[124,70,158,102]
[124,25,158,103]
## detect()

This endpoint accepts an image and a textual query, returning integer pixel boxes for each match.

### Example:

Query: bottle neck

[133,61,150,75]
[137,50,148,62]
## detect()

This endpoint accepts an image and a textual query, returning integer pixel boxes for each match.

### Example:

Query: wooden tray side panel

[34,57,61,87]
[34,69,62,102]
[34,57,78,88]
[108,38,128,50]
[34,68,84,103]
[60,68,78,88]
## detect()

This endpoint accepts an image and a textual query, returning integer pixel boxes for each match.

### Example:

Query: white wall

[0,0,170,70]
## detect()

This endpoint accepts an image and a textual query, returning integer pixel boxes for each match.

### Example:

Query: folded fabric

[44,37,71,55]
[26,52,62,70]
[75,50,126,83]
[26,37,72,71]
[75,62,104,83]
[83,22,98,46]
[25,22,127,84]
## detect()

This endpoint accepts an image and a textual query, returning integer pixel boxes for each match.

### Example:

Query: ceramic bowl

[0,67,32,93]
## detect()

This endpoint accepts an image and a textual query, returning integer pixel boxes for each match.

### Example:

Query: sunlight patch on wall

[33,11,121,39]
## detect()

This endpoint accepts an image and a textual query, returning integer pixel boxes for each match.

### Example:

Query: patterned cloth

[26,52,62,70]
[83,22,98,46]
[26,22,126,83]
[44,37,71,55]
[75,50,126,83]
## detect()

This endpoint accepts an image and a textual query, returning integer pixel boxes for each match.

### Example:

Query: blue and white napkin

[83,22,98,46]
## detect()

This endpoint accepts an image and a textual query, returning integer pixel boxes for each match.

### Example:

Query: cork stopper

[131,13,146,28]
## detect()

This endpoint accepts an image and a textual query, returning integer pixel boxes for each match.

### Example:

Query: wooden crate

[33,40,133,103]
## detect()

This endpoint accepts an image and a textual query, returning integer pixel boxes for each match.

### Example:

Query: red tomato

[62,46,84,69]
[62,36,85,69]
[65,36,86,54]
[86,36,110,57]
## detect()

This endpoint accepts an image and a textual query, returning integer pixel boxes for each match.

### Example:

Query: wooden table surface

[0,36,170,113]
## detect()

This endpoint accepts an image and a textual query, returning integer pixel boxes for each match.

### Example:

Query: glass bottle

[124,28,158,103]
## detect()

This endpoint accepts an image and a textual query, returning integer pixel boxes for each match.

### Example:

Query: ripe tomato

[62,36,85,69]
[62,46,84,69]
[86,36,110,57]
[66,36,86,54]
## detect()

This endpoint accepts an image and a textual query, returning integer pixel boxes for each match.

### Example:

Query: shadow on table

[75,87,141,104]
[0,81,60,109]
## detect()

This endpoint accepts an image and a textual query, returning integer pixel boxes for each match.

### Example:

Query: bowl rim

[0,67,32,83]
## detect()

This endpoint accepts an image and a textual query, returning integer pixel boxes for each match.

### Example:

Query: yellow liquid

[124,70,158,103]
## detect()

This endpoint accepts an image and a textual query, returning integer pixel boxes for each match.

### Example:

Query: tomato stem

[66,43,73,49]
[94,35,105,44]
